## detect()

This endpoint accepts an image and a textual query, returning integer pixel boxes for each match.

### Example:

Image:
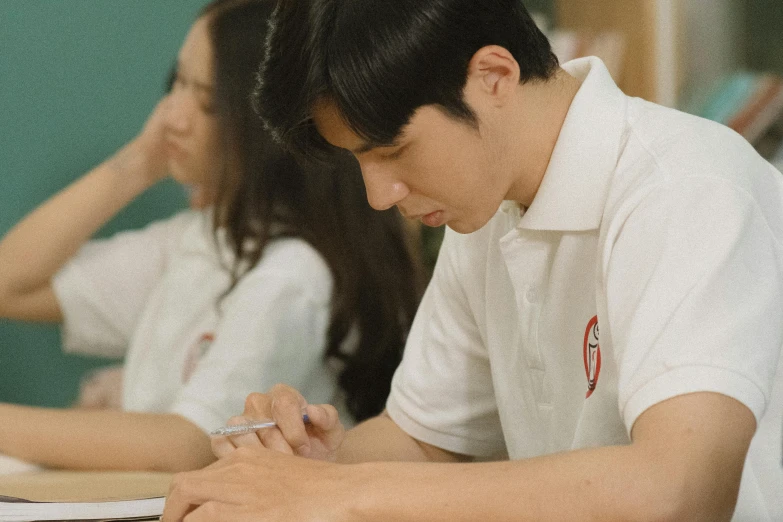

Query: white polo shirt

[53,210,340,432]
[386,57,783,521]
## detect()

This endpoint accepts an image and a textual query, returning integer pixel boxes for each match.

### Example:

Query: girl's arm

[0,403,214,472]
[0,100,170,322]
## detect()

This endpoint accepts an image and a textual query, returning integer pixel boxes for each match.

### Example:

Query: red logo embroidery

[583,316,601,398]
[182,332,215,384]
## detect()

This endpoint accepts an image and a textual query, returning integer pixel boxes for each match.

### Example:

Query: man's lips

[401,207,445,227]
[420,210,444,227]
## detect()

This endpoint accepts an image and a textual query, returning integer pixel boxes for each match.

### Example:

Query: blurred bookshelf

[531,0,783,173]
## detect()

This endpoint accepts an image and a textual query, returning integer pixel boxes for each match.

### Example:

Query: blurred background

[0,1,202,407]
[535,0,783,167]
[1,0,782,408]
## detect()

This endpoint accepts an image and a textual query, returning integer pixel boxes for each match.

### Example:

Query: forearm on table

[341,394,752,522]
[336,411,470,464]
[0,403,214,472]
[345,443,723,522]
[0,147,154,313]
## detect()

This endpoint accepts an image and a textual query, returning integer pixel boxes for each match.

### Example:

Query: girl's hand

[211,384,346,461]
[110,97,171,187]
[74,365,124,410]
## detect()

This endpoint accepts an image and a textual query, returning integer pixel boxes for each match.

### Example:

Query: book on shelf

[530,12,625,84]
[548,29,625,83]
[771,137,783,173]
[692,71,783,159]
[0,471,171,521]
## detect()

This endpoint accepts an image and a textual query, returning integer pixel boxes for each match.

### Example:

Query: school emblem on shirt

[583,316,601,398]
[182,332,215,384]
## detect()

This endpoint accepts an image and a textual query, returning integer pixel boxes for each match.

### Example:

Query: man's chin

[446,214,495,235]
[446,220,476,235]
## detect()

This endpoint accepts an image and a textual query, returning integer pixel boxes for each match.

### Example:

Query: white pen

[209,413,310,437]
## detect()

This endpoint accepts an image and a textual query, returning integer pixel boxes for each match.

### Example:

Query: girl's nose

[163,91,192,134]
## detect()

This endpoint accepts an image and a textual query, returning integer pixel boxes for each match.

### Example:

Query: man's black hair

[256,0,558,157]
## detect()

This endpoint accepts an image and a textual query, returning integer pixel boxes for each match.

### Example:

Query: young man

[162,0,783,520]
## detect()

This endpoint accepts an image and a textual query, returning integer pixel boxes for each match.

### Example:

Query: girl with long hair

[0,0,421,472]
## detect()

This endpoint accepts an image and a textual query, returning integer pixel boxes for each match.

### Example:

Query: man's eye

[380,145,406,160]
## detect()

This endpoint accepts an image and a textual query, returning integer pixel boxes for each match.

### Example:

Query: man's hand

[162,447,355,522]
[211,384,345,460]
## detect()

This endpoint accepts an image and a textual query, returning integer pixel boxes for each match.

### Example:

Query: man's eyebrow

[351,138,400,155]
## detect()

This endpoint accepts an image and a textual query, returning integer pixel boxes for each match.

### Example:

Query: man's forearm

[162,393,750,521]
[342,393,752,522]
[337,412,467,464]
[346,444,717,522]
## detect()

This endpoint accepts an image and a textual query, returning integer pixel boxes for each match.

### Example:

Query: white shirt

[53,210,338,432]
[386,57,783,521]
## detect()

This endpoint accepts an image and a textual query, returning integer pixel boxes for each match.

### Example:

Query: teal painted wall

[0,1,207,407]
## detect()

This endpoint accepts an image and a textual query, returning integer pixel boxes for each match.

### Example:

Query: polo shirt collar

[518,57,628,232]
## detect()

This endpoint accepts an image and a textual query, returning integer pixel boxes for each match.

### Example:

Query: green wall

[0,1,206,407]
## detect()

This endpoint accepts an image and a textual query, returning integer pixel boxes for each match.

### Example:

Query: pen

[209,414,310,437]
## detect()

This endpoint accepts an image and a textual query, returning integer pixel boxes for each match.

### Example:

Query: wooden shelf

[554,0,681,106]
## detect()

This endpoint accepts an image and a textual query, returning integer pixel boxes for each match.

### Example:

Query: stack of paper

[0,471,171,521]
[0,495,164,521]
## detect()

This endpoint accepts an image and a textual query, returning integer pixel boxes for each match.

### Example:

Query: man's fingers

[224,416,266,452]
[270,387,310,453]
[242,392,271,417]
[183,501,259,522]
[162,471,213,522]
[210,435,236,459]
[235,387,346,458]
[258,427,296,455]
[305,403,340,431]
[164,460,252,521]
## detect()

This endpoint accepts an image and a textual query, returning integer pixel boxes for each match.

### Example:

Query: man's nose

[359,160,410,211]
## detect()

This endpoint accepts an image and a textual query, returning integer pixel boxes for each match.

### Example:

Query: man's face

[312,100,513,234]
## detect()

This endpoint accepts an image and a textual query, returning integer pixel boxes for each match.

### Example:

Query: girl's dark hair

[199,0,423,422]
[257,0,559,156]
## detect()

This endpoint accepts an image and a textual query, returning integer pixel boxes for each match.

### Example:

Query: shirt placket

[499,228,552,404]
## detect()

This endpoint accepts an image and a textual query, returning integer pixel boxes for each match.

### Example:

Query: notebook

[0,494,164,521]
[0,471,172,521]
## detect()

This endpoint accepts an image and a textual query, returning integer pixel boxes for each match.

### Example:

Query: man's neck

[505,68,582,208]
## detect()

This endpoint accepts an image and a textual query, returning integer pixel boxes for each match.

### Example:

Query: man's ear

[465,45,520,106]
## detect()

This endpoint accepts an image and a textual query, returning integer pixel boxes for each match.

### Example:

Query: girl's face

[163,16,222,206]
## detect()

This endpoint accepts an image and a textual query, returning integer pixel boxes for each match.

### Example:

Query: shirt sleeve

[386,228,505,458]
[605,177,783,433]
[52,211,197,358]
[170,239,334,433]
